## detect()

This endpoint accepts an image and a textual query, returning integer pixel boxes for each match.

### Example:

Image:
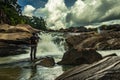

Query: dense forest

[0,0,47,30]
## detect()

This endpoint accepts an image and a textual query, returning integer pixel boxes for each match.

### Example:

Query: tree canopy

[23,16,47,30]
[0,0,47,30]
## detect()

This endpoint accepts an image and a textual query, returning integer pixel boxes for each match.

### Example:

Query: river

[0,32,66,80]
[0,32,120,80]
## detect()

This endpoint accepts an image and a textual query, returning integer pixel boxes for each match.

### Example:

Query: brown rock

[66,32,95,49]
[56,56,120,80]
[65,31,120,50]
[75,36,104,49]
[57,48,102,65]
[0,24,40,44]
[36,57,55,67]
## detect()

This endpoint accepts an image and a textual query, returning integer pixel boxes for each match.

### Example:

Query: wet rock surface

[56,56,120,80]
[0,44,29,57]
[65,31,120,50]
[35,56,55,67]
[0,24,40,44]
[0,24,40,56]
[57,48,102,65]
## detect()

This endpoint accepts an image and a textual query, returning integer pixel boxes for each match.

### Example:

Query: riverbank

[0,23,120,80]
[0,24,41,56]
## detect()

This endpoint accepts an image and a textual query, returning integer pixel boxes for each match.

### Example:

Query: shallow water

[0,49,120,80]
[0,51,64,80]
[0,32,65,80]
[98,50,120,56]
[0,32,120,80]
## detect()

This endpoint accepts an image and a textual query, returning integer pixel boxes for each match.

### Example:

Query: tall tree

[0,0,47,30]
[0,0,23,24]
[24,16,47,30]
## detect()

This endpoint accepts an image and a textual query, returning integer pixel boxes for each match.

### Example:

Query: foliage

[0,0,25,25]
[23,16,47,30]
[0,0,47,30]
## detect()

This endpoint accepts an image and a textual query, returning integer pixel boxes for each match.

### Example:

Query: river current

[0,32,120,80]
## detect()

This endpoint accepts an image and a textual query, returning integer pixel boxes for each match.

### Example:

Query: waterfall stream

[0,32,120,80]
[0,32,66,80]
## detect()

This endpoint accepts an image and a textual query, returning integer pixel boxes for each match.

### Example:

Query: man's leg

[30,47,34,61]
[33,46,37,59]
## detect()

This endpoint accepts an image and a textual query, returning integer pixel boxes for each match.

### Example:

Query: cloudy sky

[18,0,120,29]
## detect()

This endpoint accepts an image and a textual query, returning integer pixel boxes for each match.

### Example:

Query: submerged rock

[35,56,55,67]
[56,56,120,80]
[57,48,102,65]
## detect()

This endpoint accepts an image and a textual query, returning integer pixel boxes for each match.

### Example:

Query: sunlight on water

[0,32,120,80]
[19,66,63,80]
[0,32,65,80]
[97,50,120,57]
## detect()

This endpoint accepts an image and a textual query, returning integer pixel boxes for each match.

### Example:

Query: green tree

[0,0,47,30]
[0,0,24,25]
[24,16,47,30]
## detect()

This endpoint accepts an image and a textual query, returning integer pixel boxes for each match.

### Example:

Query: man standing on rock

[30,33,40,61]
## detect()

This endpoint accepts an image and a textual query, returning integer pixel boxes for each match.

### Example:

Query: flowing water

[0,32,120,80]
[0,32,65,80]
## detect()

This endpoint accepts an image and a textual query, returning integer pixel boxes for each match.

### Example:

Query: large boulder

[0,24,41,45]
[0,24,40,33]
[57,48,102,65]
[56,56,120,80]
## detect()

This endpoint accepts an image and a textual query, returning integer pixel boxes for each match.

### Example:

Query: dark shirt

[30,35,39,45]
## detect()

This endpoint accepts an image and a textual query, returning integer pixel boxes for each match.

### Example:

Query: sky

[18,0,120,29]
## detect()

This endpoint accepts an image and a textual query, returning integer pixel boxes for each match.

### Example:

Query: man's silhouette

[30,33,39,61]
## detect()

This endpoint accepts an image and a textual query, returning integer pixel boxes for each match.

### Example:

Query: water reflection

[0,67,21,80]
[29,63,37,80]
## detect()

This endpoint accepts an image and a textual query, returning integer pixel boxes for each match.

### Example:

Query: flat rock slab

[56,56,120,80]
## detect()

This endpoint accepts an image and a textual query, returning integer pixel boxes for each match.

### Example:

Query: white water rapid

[0,32,66,80]
[0,32,120,80]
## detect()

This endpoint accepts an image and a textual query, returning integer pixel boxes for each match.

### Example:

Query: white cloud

[22,5,35,17]
[67,0,120,26]
[34,0,68,30]
[23,0,120,30]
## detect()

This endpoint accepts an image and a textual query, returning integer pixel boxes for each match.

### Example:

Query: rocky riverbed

[56,56,120,80]
[65,31,120,50]
[0,24,120,80]
[55,25,120,80]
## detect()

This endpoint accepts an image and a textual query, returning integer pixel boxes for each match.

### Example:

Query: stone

[35,56,55,67]
[65,31,120,50]
[57,48,102,65]
[56,56,120,80]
